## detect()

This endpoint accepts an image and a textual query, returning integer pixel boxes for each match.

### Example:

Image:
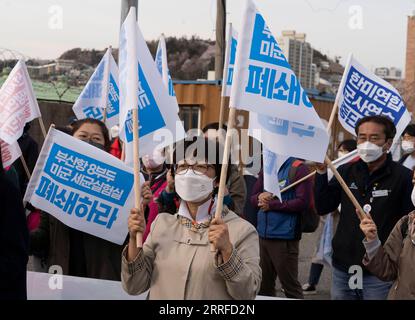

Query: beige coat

[121,209,261,300]
[363,214,415,300]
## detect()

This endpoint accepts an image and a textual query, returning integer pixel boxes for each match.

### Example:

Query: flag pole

[19,155,31,180]
[38,117,47,139]
[218,23,232,132]
[212,106,236,251]
[324,155,365,220]
[133,108,144,248]
[327,53,353,135]
[102,46,112,125]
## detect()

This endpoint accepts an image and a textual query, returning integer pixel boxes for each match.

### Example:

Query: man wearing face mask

[314,115,414,300]
[399,124,415,170]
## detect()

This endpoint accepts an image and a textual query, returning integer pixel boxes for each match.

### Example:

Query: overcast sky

[0,0,414,72]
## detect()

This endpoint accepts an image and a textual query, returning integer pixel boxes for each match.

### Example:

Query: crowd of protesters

[2,114,415,300]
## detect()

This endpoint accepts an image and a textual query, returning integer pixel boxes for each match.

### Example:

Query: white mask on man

[357,141,385,163]
[175,170,215,202]
[402,140,415,154]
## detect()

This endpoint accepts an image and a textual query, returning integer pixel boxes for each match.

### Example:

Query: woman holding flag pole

[122,138,261,299]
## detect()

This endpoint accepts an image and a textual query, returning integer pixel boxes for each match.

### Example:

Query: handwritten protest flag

[73,48,120,129]
[24,127,137,245]
[1,140,22,168]
[337,54,411,141]
[119,11,185,167]
[0,60,42,145]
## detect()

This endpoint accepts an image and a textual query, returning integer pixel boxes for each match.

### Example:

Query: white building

[277,30,314,89]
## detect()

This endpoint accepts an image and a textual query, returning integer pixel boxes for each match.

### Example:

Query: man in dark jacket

[314,115,414,300]
[0,153,29,300]
[251,157,312,299]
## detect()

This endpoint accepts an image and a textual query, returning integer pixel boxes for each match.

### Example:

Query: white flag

[233,0,329,163]
[119,8,186,165]
[230,0,326,130]
[155,34,179,111]
[1,139,22,168]
[223,24,238,97]
[24,128,137,245]
[72,48,120,129]
[337,55,411,141]
[0,60,41,145]
[263,147,289,199]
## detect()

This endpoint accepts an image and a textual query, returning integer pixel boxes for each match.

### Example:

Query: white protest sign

[1,139,22,168]
[338,55,411,141]
[0,60,41,145]
[24,128,137,245]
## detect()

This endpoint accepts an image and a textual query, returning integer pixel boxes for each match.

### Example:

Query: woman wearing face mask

[399,124,415,171]
[30,119,152,281]
[121,138,261,299]
[359,179,415,299]
[140,148,169,242]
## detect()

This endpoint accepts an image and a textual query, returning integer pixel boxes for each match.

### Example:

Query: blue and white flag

[72,48,120,129]
[222,24,238,97]
[230,0,328,139]
[155,34,177,101]
[337,55,411,140]
[119,9,185,165]
[24,128,138,245]
[248,112,329,163]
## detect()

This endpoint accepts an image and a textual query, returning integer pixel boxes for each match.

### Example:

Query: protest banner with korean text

[338,56,411,140]
[1,139,22,168]
[24,128,136,244]
[0,60,41,145]
[119,13,185,165]
[73,49,120,129]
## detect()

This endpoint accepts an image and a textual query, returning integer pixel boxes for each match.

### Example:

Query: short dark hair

[338,139,357,152]
[202,122,228,133]
[71,118,110,151]
[355,115,396,140]
[402,124,415,137]
[173,137,223,182]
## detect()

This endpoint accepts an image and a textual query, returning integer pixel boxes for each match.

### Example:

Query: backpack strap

[288,160,304,185]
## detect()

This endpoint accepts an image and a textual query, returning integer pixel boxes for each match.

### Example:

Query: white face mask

[142,150,165,169]
[402,140,415,154]
[337,151,348,159]
[357,141,385,163]
[175,170,215,202]
[411,187,415,208]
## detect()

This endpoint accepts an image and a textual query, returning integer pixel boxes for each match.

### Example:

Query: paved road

[274,224,332,300]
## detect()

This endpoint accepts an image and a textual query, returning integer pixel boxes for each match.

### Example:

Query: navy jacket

[314,154,414,273]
